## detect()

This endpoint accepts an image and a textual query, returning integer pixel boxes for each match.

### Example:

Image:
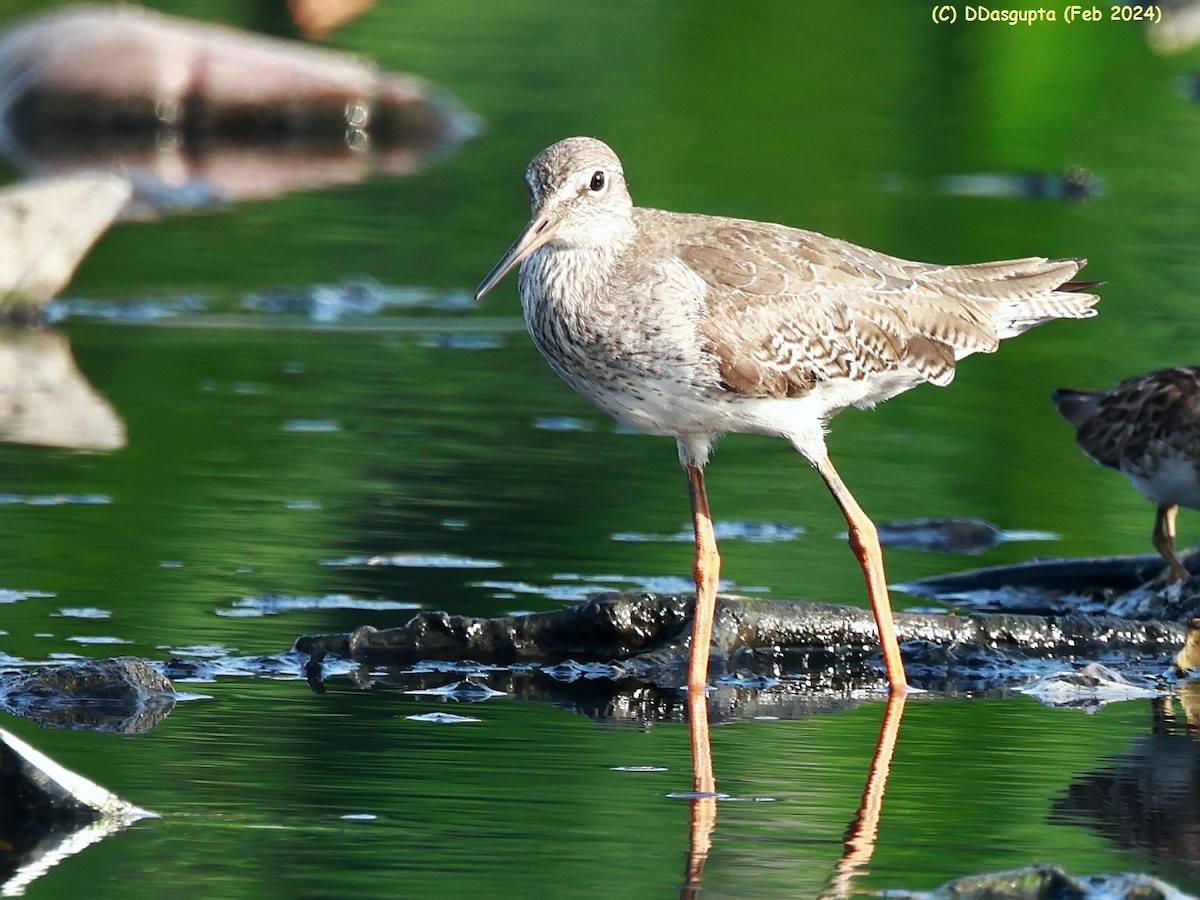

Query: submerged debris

[881,169,1103,201]
[417,333,504,351]
[323,553,502,569]
[0,588,55,604]
[401,680,505,701]
[534,416,593,433]
[46,294,205,324]
[0,492,110,506]
[476,573,749,604]
[874,517,1056,555]
[939,168,1102,201]
[405,712,480,724]
[218,593,419,618]
[51,608,111,619]
[161,651,314,684]
[1017,663,1165,711]
[613,521,804,544]
[242,278,473,321]
[281,419,343,433]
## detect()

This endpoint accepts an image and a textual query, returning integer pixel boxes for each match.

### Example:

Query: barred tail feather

[992,257,1099,339]
[997,288,1099,338]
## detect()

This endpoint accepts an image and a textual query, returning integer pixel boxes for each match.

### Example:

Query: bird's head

[476,137,633,301]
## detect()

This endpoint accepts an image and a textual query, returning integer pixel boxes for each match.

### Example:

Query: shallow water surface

[4,685,1185,898]
[3,1,1200,897]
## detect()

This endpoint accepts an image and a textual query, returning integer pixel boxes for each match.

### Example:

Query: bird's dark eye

[589,170,606,192]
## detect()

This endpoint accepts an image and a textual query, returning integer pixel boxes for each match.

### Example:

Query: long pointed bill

[474,213,556,301]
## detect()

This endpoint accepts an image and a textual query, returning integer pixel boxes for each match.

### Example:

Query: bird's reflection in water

[822,692,907,899]
[1055,687,1200,873]
[679,689,907,899]
[680,686,718,900]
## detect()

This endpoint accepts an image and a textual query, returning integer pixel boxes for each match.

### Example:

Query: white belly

[565,364,926,464]
[1125,453,1200,509]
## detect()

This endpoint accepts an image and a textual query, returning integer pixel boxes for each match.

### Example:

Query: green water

[2,1,1200,896]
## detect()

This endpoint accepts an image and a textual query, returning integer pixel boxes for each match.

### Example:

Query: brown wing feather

[665,215,1096,399]
[1057,366,1200,470]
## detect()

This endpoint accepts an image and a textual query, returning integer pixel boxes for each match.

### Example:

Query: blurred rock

[0,174,130,318]
[287,0,375,38]
[0,5,481,216]
[0,327,125,449]
[1148,1,1200,53]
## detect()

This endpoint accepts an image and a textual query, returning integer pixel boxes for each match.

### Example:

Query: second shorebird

[476,136,1099,693]
[1054,366,1200,583]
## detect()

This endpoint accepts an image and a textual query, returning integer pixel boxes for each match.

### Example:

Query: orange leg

[687,685,716,796]
[813,454,908,693]
[681,685,717,898]
[685,464,721,690]
[1154,504,1190,584]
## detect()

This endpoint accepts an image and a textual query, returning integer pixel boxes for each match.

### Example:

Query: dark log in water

[293,591,1186,686]
[904,552,1180,596]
